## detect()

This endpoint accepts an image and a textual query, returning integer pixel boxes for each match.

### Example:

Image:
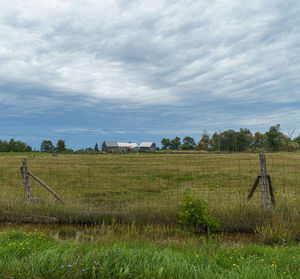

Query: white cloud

[54,128,109,134]
[0,0,299,108]
[1,0,300,143]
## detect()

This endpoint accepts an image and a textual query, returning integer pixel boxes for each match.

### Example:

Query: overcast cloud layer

[0,0,300,148]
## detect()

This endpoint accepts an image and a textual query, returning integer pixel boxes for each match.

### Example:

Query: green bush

[179,194,221,233]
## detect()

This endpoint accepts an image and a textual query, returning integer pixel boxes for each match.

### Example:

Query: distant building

[117,142,139,152]
[102,141,139,153]
[102,141,119,153]
[139,142,156,152]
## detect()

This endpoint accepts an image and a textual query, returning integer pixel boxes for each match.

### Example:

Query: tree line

[0,138,99,153]
[161,125,300,152]
[40,140,99,153]
[0,139,32,152]
[1,124,300,153]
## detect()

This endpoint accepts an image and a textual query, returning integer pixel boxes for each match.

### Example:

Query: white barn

[117,142,139,152]
[139,142,156,152]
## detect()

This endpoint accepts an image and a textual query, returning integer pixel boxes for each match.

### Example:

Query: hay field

[0,152,299,234]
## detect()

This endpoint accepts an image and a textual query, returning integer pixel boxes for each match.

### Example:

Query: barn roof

[103,140,118,147]
[140,142,155,147]
[118,142,138,148]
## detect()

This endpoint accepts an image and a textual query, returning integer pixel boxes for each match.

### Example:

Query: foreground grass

[0,227,299,279]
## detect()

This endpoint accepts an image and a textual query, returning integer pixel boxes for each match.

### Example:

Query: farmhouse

[102,141,119,153]
[139,142,156,152]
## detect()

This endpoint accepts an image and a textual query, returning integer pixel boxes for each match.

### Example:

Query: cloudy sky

[1,0,300,149]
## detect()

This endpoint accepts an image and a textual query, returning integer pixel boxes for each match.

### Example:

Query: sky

[1,0,300,150]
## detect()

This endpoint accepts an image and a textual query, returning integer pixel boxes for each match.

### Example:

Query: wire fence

[0,153,299,222]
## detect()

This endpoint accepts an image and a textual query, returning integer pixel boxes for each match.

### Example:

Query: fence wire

[0,153,299,223]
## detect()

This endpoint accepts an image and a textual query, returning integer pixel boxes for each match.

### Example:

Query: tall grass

[0,227,299,278]
[0,152,299,240]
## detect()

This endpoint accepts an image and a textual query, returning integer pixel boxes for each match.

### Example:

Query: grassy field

[0,225,299,279]
[0,152,299,241]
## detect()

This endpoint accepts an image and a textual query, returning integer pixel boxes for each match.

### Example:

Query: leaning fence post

[260,153,270,210]
[21,158,32,202]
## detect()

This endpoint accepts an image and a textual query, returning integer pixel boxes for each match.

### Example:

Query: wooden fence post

[260,153,270,210]
[21,159,32,202]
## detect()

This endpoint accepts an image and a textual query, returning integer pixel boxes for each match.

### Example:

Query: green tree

[285,141,299,151]
[293,135,300,147]
[25,145,32,152]
[161,138,171,150]
[196,141,207,150]
[277,133,294,151]
[8,139,16,152]
[94,143,99,152]
[252,132,267,150]
[236,128,252,151]
[211,132,221,151]
[220,130,237,151]
[56,139,66,152]
[266,124,281,151]
[40,140,54,152]
[0,140,9,152]
[0,138,31,152]
[182,136,196,150]
[170,137,181,150]
[201,132,211,147]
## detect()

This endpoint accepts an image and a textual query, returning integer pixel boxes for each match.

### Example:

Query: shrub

[179,194,221,233]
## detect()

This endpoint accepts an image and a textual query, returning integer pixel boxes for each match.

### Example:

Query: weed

[179,194,221,233]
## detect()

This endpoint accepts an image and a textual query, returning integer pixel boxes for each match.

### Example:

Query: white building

[117,142,139,152]
[139,142,156,152]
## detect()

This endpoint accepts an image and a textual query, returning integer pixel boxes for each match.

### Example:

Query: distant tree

[277,133,294,151]
[8,139,16,152]
[56,139,66,152]
[196,141,207,150]
[285,141,299,151]
[265,124,281,151]
[211,132,221,151]
[182,136,196,150]
[201,132,210,145]
[94,143,99,152]
[14,141,27,152]
[40,140,54,152]
[198,132,211,150]
[0,138,32,152]
[236,128,252,151]
[170,137,181,150]
[219,130,237,151]
[293,135,300,147]
[252,132,267,150]
[25,145,32,152]
[161,138,171,150]
[0,140,9,152]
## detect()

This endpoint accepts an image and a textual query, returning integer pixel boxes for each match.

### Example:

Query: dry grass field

[0,152,299,240]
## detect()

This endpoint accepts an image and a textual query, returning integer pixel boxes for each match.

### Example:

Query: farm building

[102,141,139,153]
[117,142,139,152]
[139,142,156,152]
[102,141,119,153]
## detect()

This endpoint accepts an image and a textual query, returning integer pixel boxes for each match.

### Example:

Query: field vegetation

[0,225,299,278]
[0,152,299,242]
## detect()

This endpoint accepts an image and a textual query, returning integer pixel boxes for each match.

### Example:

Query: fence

[0,152,299,224]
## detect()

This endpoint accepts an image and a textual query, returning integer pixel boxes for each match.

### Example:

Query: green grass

[0,152,299,240]
[0,226,299,279]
